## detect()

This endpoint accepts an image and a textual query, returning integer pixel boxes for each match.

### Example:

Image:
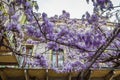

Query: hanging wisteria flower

[11,13,19,21]
[33,53,48,68]
[6,22,21,33]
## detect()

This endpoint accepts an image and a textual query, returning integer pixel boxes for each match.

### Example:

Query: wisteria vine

[0,1,120,80]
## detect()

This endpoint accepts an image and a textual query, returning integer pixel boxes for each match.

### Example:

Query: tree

[0,0,120,80]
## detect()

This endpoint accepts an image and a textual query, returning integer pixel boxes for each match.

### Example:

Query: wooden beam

[104,70,114,80]
[0,70,7,80]
[0,55,18,65]
[24,69,29,80]
[114,75,120,80]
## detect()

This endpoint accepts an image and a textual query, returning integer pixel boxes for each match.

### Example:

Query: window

[23,45,33,68]
[19,45,33,68]
[52,48,64,68]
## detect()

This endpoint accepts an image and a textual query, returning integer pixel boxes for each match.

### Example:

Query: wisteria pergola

[0,0,120,80]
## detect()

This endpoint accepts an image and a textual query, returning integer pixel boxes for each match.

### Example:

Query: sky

[35,0,120,19]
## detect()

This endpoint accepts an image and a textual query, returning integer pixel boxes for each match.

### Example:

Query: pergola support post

[0,70,7,80]
[104,70,114,80]
[83,70,91,80]
[46,69,49,80]
[68,73,71,80]
[114,75,120,80]
[24,69,29,80]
